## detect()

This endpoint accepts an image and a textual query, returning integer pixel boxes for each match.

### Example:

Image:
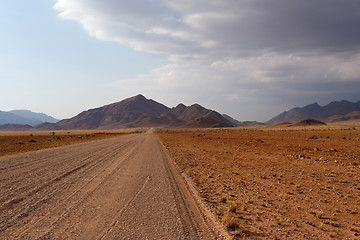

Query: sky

[1,0,360,122]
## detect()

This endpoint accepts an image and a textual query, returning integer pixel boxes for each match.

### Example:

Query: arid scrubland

[157,127,360,239]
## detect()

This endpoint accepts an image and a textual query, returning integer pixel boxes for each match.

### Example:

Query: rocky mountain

[222,114,240,125]
[0,110,58,126]
[57,95,172,129]
[56,95,233,130]
[170,104,233,128]
[266,100,360,125]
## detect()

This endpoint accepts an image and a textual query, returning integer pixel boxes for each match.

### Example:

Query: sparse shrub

[222,212,239,230]
[273,216,283,225]
[29,139,37,143]
[229,202,237,213]
[220,196,227,203]
[309,135,318,139]
[306,221,316,227]
[310,210,324,219]
[217,205,227,216]
[319,222,326,231]
[329,222,341,227]
[234,228,244,236]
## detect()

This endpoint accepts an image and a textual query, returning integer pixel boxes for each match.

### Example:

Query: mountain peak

[189,103,206,111]
[134,94,146,99]
[126,94,147,102]
[176,103,186,108]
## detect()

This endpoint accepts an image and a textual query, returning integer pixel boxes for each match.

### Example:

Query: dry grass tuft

[222,212,239,230]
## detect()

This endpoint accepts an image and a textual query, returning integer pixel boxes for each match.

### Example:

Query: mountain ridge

[56,94,233,130]
[0,110,58,126]
[10,110,58,124]
[266,100,360,125]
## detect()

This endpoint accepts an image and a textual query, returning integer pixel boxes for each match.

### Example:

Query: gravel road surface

[0,130,227,239]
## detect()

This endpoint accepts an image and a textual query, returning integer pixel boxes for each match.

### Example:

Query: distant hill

[222,114,240,125]
[0,124,33,131]
[0,110,58,127]
[0,122,62,131]
[266,100,360,125]
[324,111,360,123]
[10,110,58,123]
[222,114,265,127]
[237,121,265,127]
[35,122,63,131]
[56,95,233,130]
[0,111,37,126]
[291,119,326,126]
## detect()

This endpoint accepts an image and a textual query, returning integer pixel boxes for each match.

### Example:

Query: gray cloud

[54,0,360,121]
[237,0,360,54]
[55,0,360,59]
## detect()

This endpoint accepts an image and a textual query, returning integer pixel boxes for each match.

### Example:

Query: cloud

[55,0,360,59]
[54,0,360,121]
[109,53,360,120]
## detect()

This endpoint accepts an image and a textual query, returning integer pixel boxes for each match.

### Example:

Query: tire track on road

[1,136,141,238]
[0,140,134,232]
[1,131,229,239]
[7,141,134,238]
[0,139,132,202]
[97,175,151,240]
[34,136,146,239]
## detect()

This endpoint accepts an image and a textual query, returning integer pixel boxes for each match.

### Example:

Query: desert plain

[156,124,360,239]
[0,129,141,157]
[0,124,359,239]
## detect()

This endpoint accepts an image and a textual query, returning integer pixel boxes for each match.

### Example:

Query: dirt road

[0,130,227,239]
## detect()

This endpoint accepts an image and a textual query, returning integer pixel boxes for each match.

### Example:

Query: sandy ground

[0,130,141,157]
[156,127,360,239]
[0,130,226,239]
